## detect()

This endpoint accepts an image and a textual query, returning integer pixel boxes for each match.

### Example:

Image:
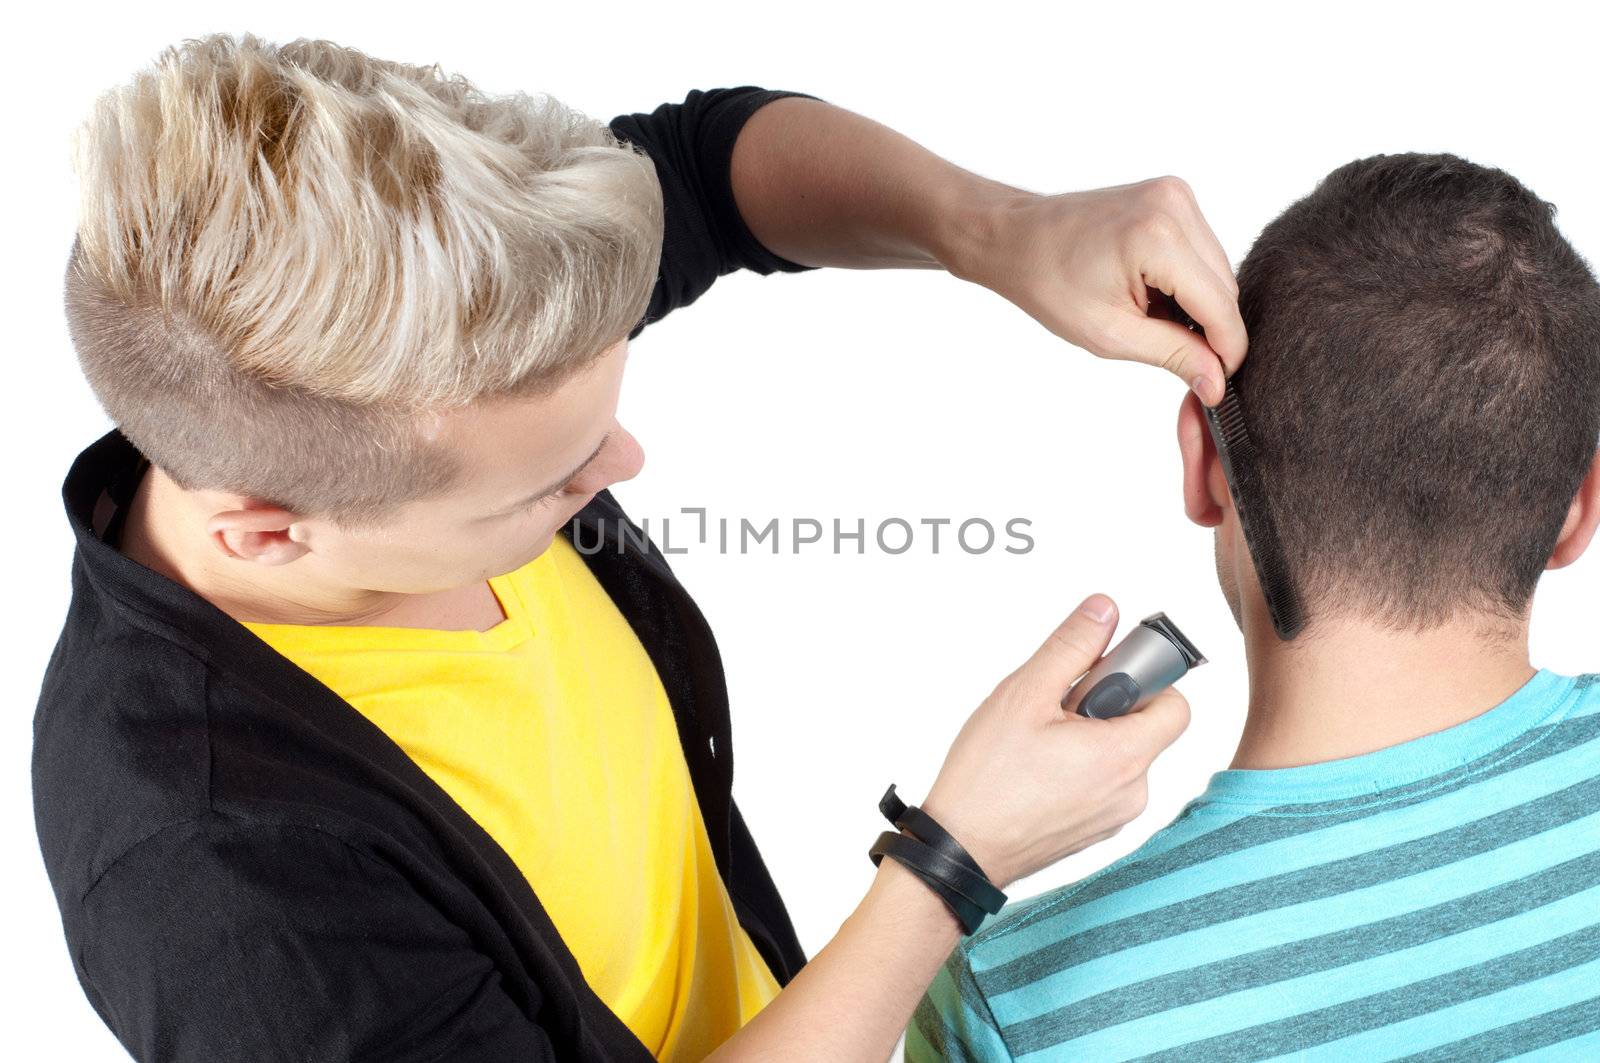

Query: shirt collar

[1195,668,1581,809]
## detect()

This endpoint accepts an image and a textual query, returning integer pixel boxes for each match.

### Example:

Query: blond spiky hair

[66,32,662,525]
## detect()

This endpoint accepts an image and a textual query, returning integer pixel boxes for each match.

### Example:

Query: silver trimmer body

[1064,612,1206,719]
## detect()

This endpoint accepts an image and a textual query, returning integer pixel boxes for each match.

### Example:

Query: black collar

[62,428,275,670]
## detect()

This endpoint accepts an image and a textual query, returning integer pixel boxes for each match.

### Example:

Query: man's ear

[1177,391,1225,528]
[205,504,312,566]
[1547,448,1600,570]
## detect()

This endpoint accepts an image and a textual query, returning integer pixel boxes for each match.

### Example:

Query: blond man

[36,33,1245,1061]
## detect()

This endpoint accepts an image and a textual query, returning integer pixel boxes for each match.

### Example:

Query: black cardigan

[33,87,820,1062]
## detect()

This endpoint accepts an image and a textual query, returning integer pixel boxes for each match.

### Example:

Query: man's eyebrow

[494,433,611,514]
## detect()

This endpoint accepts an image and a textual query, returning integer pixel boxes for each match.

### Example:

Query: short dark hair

[1234,152,1600,631]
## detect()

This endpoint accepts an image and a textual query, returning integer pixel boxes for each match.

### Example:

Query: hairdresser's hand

[919,594,1190,889]
[948,178,1248,406]
[701,595,1186,1062]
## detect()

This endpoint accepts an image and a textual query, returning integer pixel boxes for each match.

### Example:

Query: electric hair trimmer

[1063,612,1207,719]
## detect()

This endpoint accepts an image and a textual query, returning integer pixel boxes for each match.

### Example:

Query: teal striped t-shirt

[909,668,1600,1061]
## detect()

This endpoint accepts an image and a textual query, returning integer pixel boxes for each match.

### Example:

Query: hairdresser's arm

[704,595,1189,1062]
[730,96,1248,405]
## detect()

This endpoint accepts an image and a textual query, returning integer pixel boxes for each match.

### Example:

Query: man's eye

[518,490,564,515]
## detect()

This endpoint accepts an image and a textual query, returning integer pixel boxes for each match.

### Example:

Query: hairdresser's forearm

[729,95,1022,279]
[705,859,963,1062]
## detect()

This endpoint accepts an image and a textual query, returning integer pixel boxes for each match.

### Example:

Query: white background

[6,1,1597,1058]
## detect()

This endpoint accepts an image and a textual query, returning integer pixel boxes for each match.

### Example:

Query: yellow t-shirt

[241,535,779,1061]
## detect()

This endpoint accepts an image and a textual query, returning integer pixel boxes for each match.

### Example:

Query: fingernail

[1080,595,1114,623]
[1190,375,1215,405]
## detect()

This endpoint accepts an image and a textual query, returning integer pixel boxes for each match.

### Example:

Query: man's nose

[571,426,645,494]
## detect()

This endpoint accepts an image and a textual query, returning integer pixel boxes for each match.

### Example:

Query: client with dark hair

[909,154,1600,1061]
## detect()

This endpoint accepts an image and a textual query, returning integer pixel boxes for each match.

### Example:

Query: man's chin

[522,535,559,566]
[500,498,598,574]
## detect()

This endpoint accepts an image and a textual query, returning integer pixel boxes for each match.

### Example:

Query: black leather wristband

[869,830,989,934]
[878,785,1007,913]
[868,784,1007,935]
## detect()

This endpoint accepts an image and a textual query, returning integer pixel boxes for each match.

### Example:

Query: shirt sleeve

[905,945,1016,1062]
[609,87,823,339]
[75,815,560,1063]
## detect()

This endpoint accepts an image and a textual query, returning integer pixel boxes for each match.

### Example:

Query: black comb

[1152,292,1306,640]
[1203,382,1304,640]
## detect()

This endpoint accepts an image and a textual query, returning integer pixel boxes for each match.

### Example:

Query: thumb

[1109,314,1229,407]
[1013,594,1119,708]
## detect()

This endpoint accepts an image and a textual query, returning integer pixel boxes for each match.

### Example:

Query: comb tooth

[1211,396,1239,427]
[1209,386,1253,454]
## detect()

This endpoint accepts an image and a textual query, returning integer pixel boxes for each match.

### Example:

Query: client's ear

[1548,448,1600,570]
[1177,391,1225,528]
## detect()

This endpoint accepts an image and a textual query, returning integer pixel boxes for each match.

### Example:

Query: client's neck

[1235,609,1536,770]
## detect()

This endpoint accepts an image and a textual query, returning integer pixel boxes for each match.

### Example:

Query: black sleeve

[609,87,824,339]
[76,815,557,1063]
